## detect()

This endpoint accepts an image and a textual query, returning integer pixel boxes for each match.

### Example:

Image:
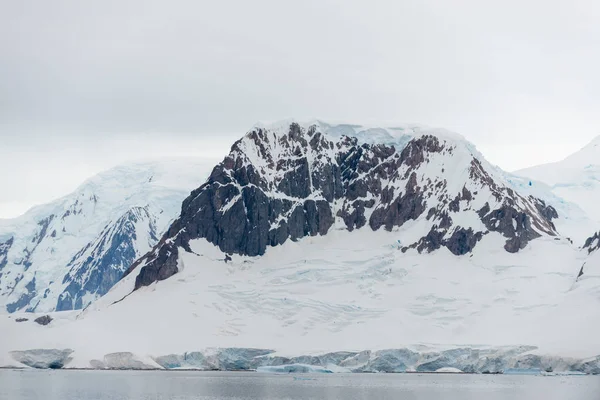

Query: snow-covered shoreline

[3,345,599,375]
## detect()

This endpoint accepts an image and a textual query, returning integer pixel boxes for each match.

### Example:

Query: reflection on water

[0,370,598,400]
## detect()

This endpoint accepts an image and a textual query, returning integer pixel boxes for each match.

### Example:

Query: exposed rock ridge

[578,231,600,280]
[128,122,558,289]
[584,232,600,253]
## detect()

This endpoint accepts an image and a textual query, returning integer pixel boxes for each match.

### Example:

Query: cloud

[1,0,599,217]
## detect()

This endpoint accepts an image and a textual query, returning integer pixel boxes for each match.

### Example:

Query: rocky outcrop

[408,226,484,255]
[578,231,600,280]
[128,122,559,289]
[584,232,600,253]
[34,315,53,326]
[480,205,541,253]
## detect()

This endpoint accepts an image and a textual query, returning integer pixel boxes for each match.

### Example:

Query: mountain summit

[128,121,559,289]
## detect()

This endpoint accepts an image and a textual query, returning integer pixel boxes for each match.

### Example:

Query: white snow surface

[0,158,217,313]
[1,228,597,368]
[516,136,600,242]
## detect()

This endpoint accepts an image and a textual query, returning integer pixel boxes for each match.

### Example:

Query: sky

[1,0,599,218]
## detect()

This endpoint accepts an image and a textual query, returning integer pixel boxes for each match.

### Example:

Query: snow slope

[0,229,597,372]
[516,136,600,242]
[0,158,216,313]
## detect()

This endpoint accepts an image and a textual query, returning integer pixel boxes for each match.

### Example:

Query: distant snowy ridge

[129,120,560,289]
[516,135,600,236]
[0,158,216,313]
[584,232,600,253]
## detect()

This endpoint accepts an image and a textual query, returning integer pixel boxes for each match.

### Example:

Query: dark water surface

[1,370,598,400]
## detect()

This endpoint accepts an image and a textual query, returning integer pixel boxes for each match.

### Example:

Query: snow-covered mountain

[2,120,599,374]
[516,136,600,240]
[0,159,215,313]
[129,120,559,289]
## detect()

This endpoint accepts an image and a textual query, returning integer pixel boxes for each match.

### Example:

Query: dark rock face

[127,123,559,289]
[480,205,541,253]
[369,173,426,231]
[410,226,483,255]
[444,228,484,256]
[129,241,180,289]
[34,315,53,326]
[535,201,558,223]
[584,232,600,253]
[578,231,600,281]
[468,160,556,253]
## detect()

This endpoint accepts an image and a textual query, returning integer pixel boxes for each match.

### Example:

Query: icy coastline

[5,346,600,375]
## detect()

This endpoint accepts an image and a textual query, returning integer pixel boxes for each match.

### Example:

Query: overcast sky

[1,0,599,218]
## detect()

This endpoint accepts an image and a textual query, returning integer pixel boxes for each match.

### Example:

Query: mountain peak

[127,121,559,290]
[250,119,471,148]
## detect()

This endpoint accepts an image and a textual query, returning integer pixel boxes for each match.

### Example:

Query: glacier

[1,229,599,373]
[3,344,599,375]
[0,158,216,313]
